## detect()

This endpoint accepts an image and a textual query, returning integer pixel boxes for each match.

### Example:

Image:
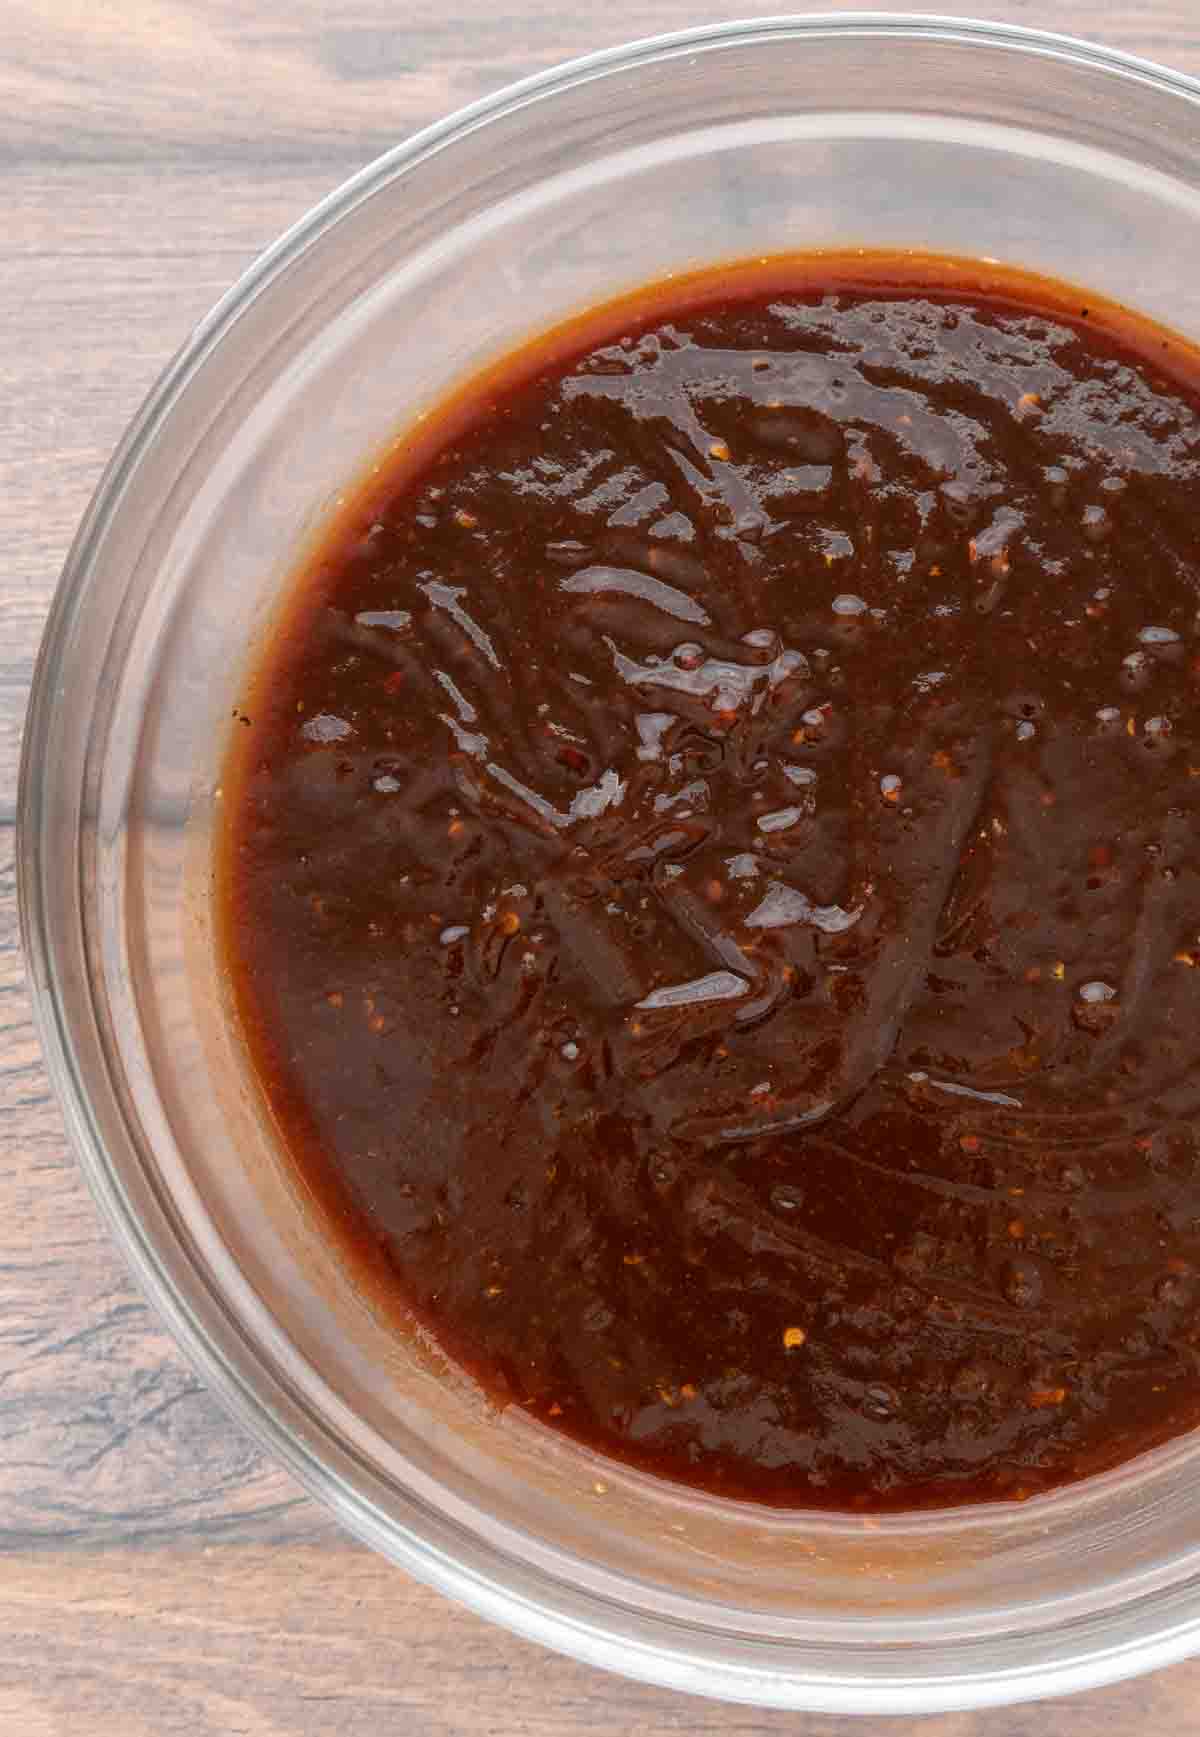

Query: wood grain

[6,0,1199,168]
[6,1542,1200,1737]
[5,2,1200,1730]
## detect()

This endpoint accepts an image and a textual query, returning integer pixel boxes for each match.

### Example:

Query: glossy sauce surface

[223,256,1200,1508]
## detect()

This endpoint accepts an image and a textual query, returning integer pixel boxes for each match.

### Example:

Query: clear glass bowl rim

[19,11,1200,1715]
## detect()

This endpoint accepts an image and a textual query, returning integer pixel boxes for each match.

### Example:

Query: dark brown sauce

[221,253,1200,1510]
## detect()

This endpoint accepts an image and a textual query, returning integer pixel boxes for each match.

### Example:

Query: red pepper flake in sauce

[223,253,1200,1513]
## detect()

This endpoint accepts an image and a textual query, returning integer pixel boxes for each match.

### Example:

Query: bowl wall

[21,15,1200,1713]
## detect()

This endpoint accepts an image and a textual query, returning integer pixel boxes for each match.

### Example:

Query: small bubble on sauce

[757,806,803,834]
[862,1383,899,1421]
[1082,503,1109,541]
[1079,980,1117,1004]
[302,713,352,743]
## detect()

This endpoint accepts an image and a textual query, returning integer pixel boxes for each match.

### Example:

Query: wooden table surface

[7,3,1200,1731]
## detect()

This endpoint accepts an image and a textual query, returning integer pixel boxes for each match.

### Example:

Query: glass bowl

[20,12,1200,1715]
